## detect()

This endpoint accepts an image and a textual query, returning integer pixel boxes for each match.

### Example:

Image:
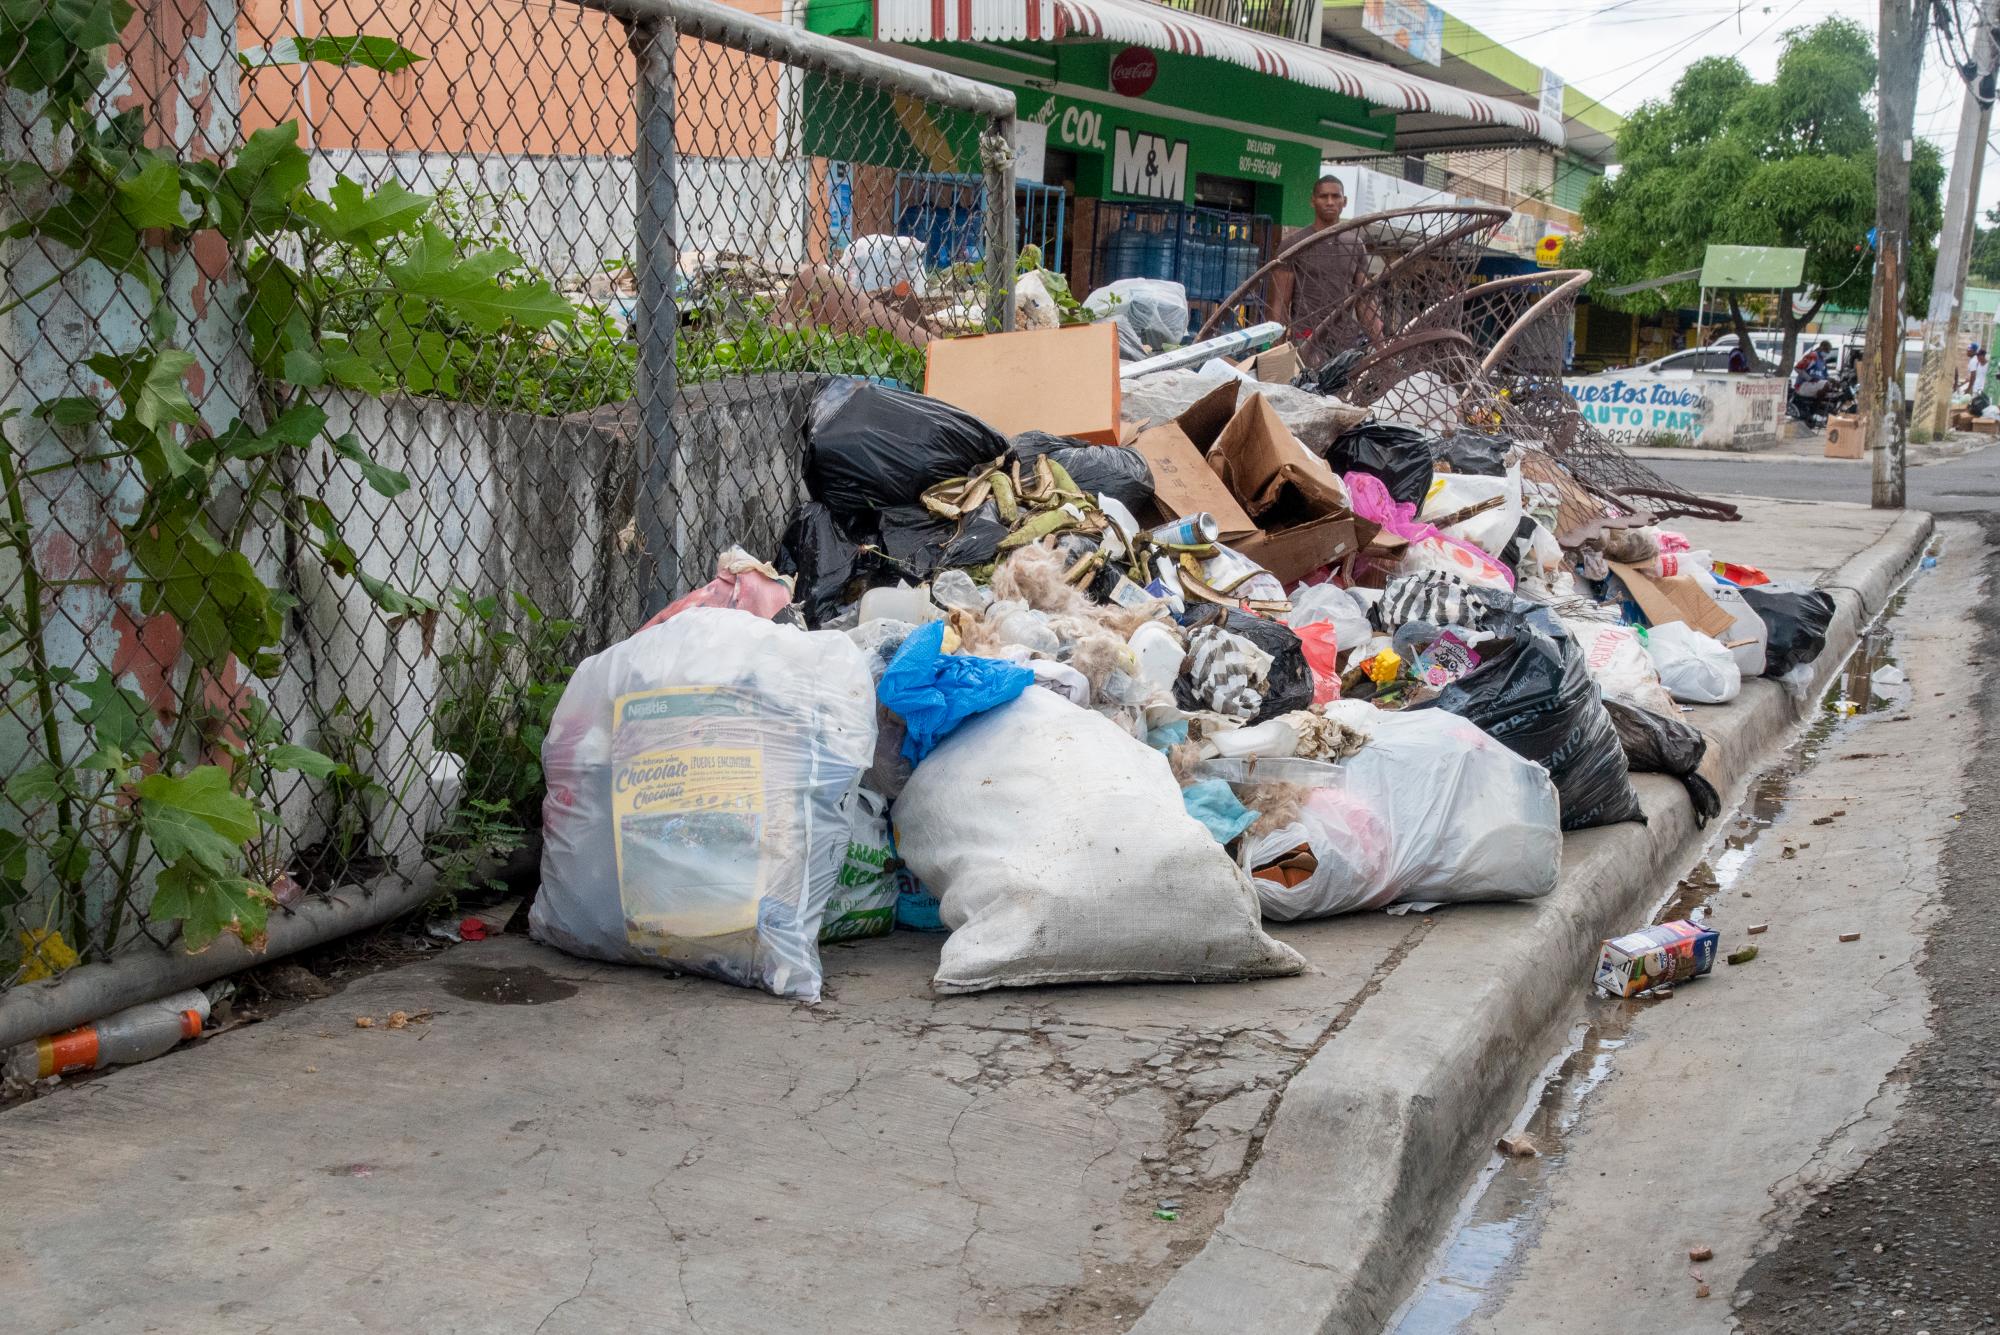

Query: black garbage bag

[1293,346,1366,397]
[1009,432,1156,513]
[777,502,873,629]
[1427,608,1645,831]
[1604,697,1721,828]
[1325,419,1436,508]
[876,500,1009,580]
[1738,583,1837,677]
[1432,430,1512,477]
[1173,607,1312,724]
[807,379,1009,521]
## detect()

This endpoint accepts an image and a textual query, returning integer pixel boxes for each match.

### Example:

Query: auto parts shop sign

[1563,373,1784,449]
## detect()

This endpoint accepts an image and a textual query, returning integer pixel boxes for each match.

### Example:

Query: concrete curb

[1131,509,1937,1335]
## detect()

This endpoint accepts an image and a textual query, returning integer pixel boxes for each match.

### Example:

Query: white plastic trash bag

[1209,708,1560,918]
[1559,614,1679,717]
[1283,583,1371,661]
[1014,269,1061,329]
[1643,621,1742,705]
[1239,774,1396,918]
[894,688,1306,992]
[532,608,877,1000]
[839,234,928,296]
[1084,277,1189,357]
[1420,467,1523,563]
[1688,572,1769,678]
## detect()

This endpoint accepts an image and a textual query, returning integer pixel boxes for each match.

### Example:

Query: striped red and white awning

[870,0,1562,147]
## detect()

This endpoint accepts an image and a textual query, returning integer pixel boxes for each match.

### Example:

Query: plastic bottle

[1128,621,1186,694]
[4,988,210,1084]
[857,581,940,626]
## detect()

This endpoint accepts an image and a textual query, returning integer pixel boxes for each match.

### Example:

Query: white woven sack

[894,688,1306,993]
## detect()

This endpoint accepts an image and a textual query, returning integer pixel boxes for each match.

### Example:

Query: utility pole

[1912,0,2000,442]
[1863,0,1930,508]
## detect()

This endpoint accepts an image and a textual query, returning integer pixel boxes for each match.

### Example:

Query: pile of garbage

[529,316,1840,1002]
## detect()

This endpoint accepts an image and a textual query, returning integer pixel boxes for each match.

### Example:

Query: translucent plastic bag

[1284,582,1371,658]
[819,788,898,942]
[1084,277,1190,357]
[839,234,928,295]
[1209,707,1561,918]
[532,609,877,1000]
[1643,621,1741,705]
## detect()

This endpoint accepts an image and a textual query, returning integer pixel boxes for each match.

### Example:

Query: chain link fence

[0,0,1014,1000]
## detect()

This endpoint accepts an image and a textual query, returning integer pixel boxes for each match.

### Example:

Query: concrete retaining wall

[1566,371,1786,450]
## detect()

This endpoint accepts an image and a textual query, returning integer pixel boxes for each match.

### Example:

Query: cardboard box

[1237,342,1302,385]
[1128,383,1361,584]
[923,323,1122,444]
[1823,414,1864,459]
[1594,920,1720,997]
[1608,561,1737,641]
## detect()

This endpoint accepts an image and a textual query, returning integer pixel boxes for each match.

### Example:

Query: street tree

[1570,18,1944,373]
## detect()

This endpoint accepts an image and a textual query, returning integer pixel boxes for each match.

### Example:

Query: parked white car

[1634,346,1773,376]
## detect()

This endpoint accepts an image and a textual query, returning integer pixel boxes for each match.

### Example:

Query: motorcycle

[1787,364,1854,429]
[1787,378,1835,429]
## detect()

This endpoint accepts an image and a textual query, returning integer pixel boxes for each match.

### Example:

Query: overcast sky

[1446,0,2000,213]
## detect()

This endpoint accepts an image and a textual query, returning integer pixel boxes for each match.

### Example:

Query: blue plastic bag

[1182,779,1259,843]
[877,620,1035,764]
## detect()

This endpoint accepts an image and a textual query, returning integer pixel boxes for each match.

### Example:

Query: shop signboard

[1362,0,1444,64]
[1029,90,1320,218]
[1112,128,1189,199]
[1539,68,1564,125]
[1563,372,1784,449]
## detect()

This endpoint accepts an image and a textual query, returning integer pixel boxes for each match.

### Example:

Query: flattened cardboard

[1234,514,1361,584]
[923,323,1122,444]
[1609,561,1737,640]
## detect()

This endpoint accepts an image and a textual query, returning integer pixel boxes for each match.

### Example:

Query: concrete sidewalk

[0,500,1932,1335]
[1626,426,1995,468]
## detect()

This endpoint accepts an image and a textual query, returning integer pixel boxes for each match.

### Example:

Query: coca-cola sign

[1109,46,1158,97]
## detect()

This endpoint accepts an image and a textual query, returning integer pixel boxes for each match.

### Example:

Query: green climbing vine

[0,0,574,965]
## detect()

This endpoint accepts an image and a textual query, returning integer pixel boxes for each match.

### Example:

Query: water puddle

[1386,575,1925,1333]
[1386,1010,1642,1333]
[438,963,578,1006]
[1823,589,1909,719]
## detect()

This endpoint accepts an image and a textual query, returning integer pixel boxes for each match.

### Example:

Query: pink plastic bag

[639,547,795,631]
[1343,471,1514,589]
[1293,622,1342,704]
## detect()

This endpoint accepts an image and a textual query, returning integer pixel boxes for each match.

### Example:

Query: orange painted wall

[237,0,783,158]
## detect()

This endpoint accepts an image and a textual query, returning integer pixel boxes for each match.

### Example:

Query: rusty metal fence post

[629,12,681,617]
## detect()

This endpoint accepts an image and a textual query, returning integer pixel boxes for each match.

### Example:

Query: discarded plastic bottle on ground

[3,988,210,1084]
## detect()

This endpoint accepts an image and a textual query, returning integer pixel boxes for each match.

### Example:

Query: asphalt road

[1731,511,2000,1335]
[1647,449,2000,1332]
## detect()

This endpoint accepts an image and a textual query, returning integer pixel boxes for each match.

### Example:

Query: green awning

[1698,245,1806,290]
